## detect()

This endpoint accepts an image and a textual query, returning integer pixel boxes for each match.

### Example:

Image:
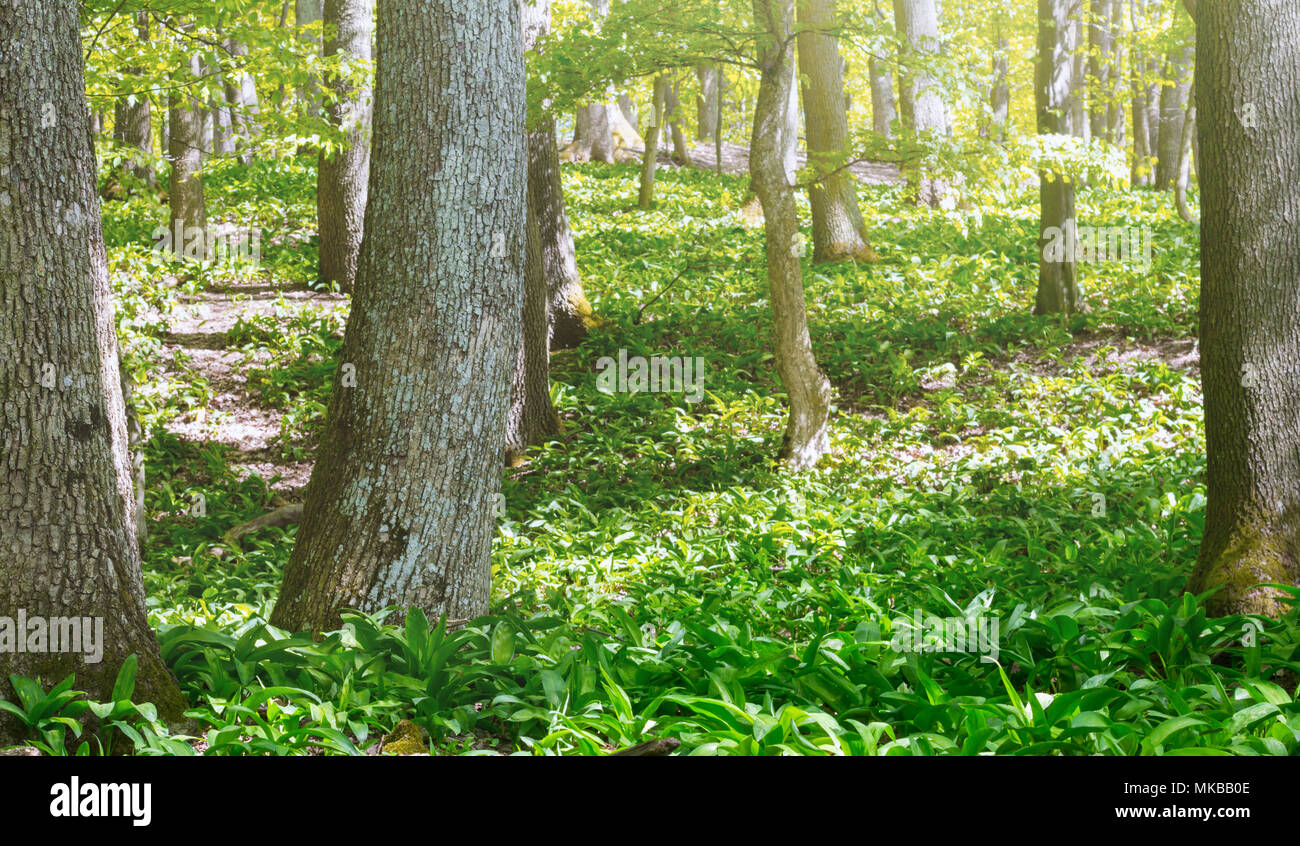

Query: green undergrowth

[6,157,1298,756]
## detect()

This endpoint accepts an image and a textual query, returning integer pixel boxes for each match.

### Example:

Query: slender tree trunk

[986,21,1009,143]
[892,0,947,206]
[797,0,875,262]
[113,12,154,187]
[751,0,832,469]
[869,53,896,138]
[1070,13,1089,143]
[295,0,324,116]
[1155,42,1194,191]
[1175,87,1197,222]
[317,0,374,293]
[224,38,261,166]
[696,65,720,141]
[531,122,594,349]
[1089,0,1113,142]
[169,49,207,259]
[666,79,691,165]
[1107,0,1126,145]
[0,0,186,744]
[1035,0,1081,316]
[714,66,725,174]
[272,0,526,633]
[209,55,236,157]
[1188,0,1300,617]
[639,76,668,209]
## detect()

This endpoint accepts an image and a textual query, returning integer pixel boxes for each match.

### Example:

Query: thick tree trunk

[168,50,207,259]
[639,76,668,209]
[1188,0,1300,617]
[751,0,832,469]
[317,0,374,293]
[571,0,616,163]
[530,121,594,349]
[271,0,525,633]
[0,0,186,745]
[869,53,895,138]
[892,0,947,206]
[1035,0,1081,316]
[1155,43,1194,191]
[797,0,875,263]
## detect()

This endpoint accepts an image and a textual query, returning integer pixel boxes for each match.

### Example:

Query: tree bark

[869,53,895,138]
[666,79,691,165]
[112,12,154,187]
[797,0,876,263]
[317,0,374,293]
[1088,0,1114,142]
[0,0,186,744]
[987,22,1009,144]
[271,0,526,633]
[1035,0,1081,316]
[571,0,617,163]
[696,65,720,141]
[1155,42,1194,191]
[224,38,261,166]
[751,0,832,469]
[1175,87,1196,222]
[638,75,669,209]
[892,0,947,206]
[531,121,594,350]
[168,49,207,259]
[1188,0,1300,617]
[295,0,325,116]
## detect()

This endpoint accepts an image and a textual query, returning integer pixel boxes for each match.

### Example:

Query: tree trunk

[666,79,691,165]
[317,0,374,293]
[696,65,720,141]
[169,49,207,259]
[751,0,832,469]
[295,0,324,116]
[1070,13,1089,143]
[1175,87,1197,222]
[0,0,186,745]
[639,76,668,208]
[571,0,616,163]
[987,22,1009,144]
[1089,0,1114,142]
[271,0,525,633]
[797,0,875,262]
[1155,43,1194,191]
[224,38,261,166]
[1188,0,1300,617]
[210,55,236,157]
[869,53,895,138]
[1035,0,1081,316]
[531,122,594,350]
[1107,0,1126,145]
[112,12,154,187]
[892,0,947,207]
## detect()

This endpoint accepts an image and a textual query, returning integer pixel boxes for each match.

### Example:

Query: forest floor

[50,152,1296,756]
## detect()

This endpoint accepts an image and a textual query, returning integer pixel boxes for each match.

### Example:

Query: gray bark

[1188,0,1300,617]
[531,121,593,349]
[224,38,261,166]
[869,53,896,138]
[696,65,720,141]
[296,0,325,115]
[892,0,947,206]
[317,0,374,292]
[752,0,832,469]
[168,49,207,258]
[1155,43,1194,190]
[271,0,526,632]
[639,75,668,208]
[0,0,186,744]
[1035,0,1081,315]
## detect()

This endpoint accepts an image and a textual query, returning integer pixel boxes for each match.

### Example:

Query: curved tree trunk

[751,0,832,470]
[530,121,594,350]
[797,0,875,263]
[666,79,691,165]
[168,49,207,259]
[271,0,526,633]
[1188,0,1300,617]
[0,0,186,745]
[1035,0,1081,316]
[317,0,374,293]
[639,75,668,209]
